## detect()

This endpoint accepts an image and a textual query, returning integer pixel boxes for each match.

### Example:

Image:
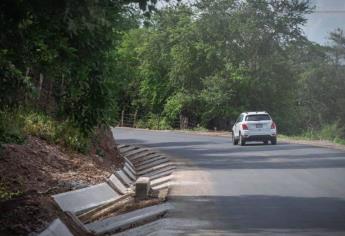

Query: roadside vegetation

[0,1,151,234]
[1,0,345,147]
[115,0,345,145]
[280,123,345,146]
[0,0,345,233]
[0,0,160,150]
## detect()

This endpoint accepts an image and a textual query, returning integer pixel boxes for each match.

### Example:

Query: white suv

[232,111,277,146]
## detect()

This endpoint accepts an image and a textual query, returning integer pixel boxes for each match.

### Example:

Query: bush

[301,122,345,143]
[135,114,172,130]
[0,182,22,201]
[55,122,91,153]
[23,112,91,152]
[0,109,91,153]
[192,125,208,132]
[0,110,26,145]
[23,112,57,143]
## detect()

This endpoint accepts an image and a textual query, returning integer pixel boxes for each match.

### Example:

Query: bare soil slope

[0,128,122,235]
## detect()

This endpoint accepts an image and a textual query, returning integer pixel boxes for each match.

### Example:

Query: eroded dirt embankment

[0,128,122,235]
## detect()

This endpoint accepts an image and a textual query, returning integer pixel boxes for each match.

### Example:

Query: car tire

[240,134,246,146]
[232,133,238,145]
[271,138,277,145]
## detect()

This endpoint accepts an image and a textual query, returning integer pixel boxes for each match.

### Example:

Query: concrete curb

[85,203,172,235]
[38,144,175,236]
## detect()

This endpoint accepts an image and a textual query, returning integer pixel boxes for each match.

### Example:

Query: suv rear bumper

[242,135,276,141]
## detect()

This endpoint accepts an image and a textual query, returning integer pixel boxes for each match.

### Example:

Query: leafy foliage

[115,0,345,141]
[0,110,26,145]
[0,0,155,135]
[1,0,345,145]
[117,0,317,131]
[0,182,22,201]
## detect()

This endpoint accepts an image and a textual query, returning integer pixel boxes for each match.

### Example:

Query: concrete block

[117,144,129,149]
[39,218,73,236]
[115,170,133,187]
[123,165,136,181]
[143,168,174,181]
[108,174,127,194]
[123,157,136,170]
[85,203,172,235]
[120,146,139,155]
[53,183,120,214]
[134,155,167,166]
[113,218,169,236]
[137,163,174,176]
[152,182,171,191]
[124,149,148,159]
[136,158,169,172]
[130,152,157,163]
[135,177,151,201]
[151,175,174,187]
[132,154,161,166]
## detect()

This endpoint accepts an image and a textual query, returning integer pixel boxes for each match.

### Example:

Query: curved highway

[114,127,345,236]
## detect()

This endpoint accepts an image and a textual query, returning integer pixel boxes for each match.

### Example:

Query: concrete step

[119,146,138,154]
[134,155,166,167]
[124,149,149,159]
[136,158,169,172]
[132,153,162,165]
[113,218,169,236]
[123,165,136,181]
[150,175,174,188]
[39,218,73,236]
[85,203,172,235]
[108,174,127,195]
[124,161,136,175]
[117,144,129,149]
[53,183,120,214]
[123,157,136,171]
[128,150,156,162]
[141,166,175,180]
[137,163,174,176]
[115,170,133,187]
[152,182,171,191]
[149,171,174,181]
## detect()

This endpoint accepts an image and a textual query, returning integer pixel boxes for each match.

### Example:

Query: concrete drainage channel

[39,144,175,236]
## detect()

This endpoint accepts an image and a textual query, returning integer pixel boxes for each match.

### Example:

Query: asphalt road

[113,127,345,236]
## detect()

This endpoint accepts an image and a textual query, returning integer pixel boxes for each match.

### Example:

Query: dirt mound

[0,127,122,235]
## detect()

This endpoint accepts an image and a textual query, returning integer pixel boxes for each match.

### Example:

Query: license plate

[256,124,263,128]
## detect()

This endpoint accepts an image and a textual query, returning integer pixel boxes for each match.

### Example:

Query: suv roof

[243,111,268,115]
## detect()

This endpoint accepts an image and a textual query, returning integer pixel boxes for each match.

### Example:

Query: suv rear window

[246,114,271,121]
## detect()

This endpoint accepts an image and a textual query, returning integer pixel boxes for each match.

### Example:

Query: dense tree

[117,0,316,132]
[2,0,344,142]
[0,0,155,132]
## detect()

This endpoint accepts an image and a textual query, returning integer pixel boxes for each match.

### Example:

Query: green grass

[0,109,91,153]
[0,182,22,201]
[0,110,26,145]
[280,123,345,146]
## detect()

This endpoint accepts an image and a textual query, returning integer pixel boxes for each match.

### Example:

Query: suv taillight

[242,123,249,130]
[271,122,276,129]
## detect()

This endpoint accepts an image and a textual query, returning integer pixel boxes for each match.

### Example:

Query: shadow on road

[168,195,345,234]
[117,138,345,170]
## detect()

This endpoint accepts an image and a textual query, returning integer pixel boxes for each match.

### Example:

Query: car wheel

[240,134,246,146]
[232,133,238,145]
[271,138,277,145]
[263,140,268,145]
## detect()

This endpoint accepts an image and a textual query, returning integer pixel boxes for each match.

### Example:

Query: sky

[303,0,345,45]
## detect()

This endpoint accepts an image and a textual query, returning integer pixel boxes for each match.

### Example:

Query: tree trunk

[121,110,125,127]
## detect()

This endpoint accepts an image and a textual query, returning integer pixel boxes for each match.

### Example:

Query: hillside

[0,128,122,235]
